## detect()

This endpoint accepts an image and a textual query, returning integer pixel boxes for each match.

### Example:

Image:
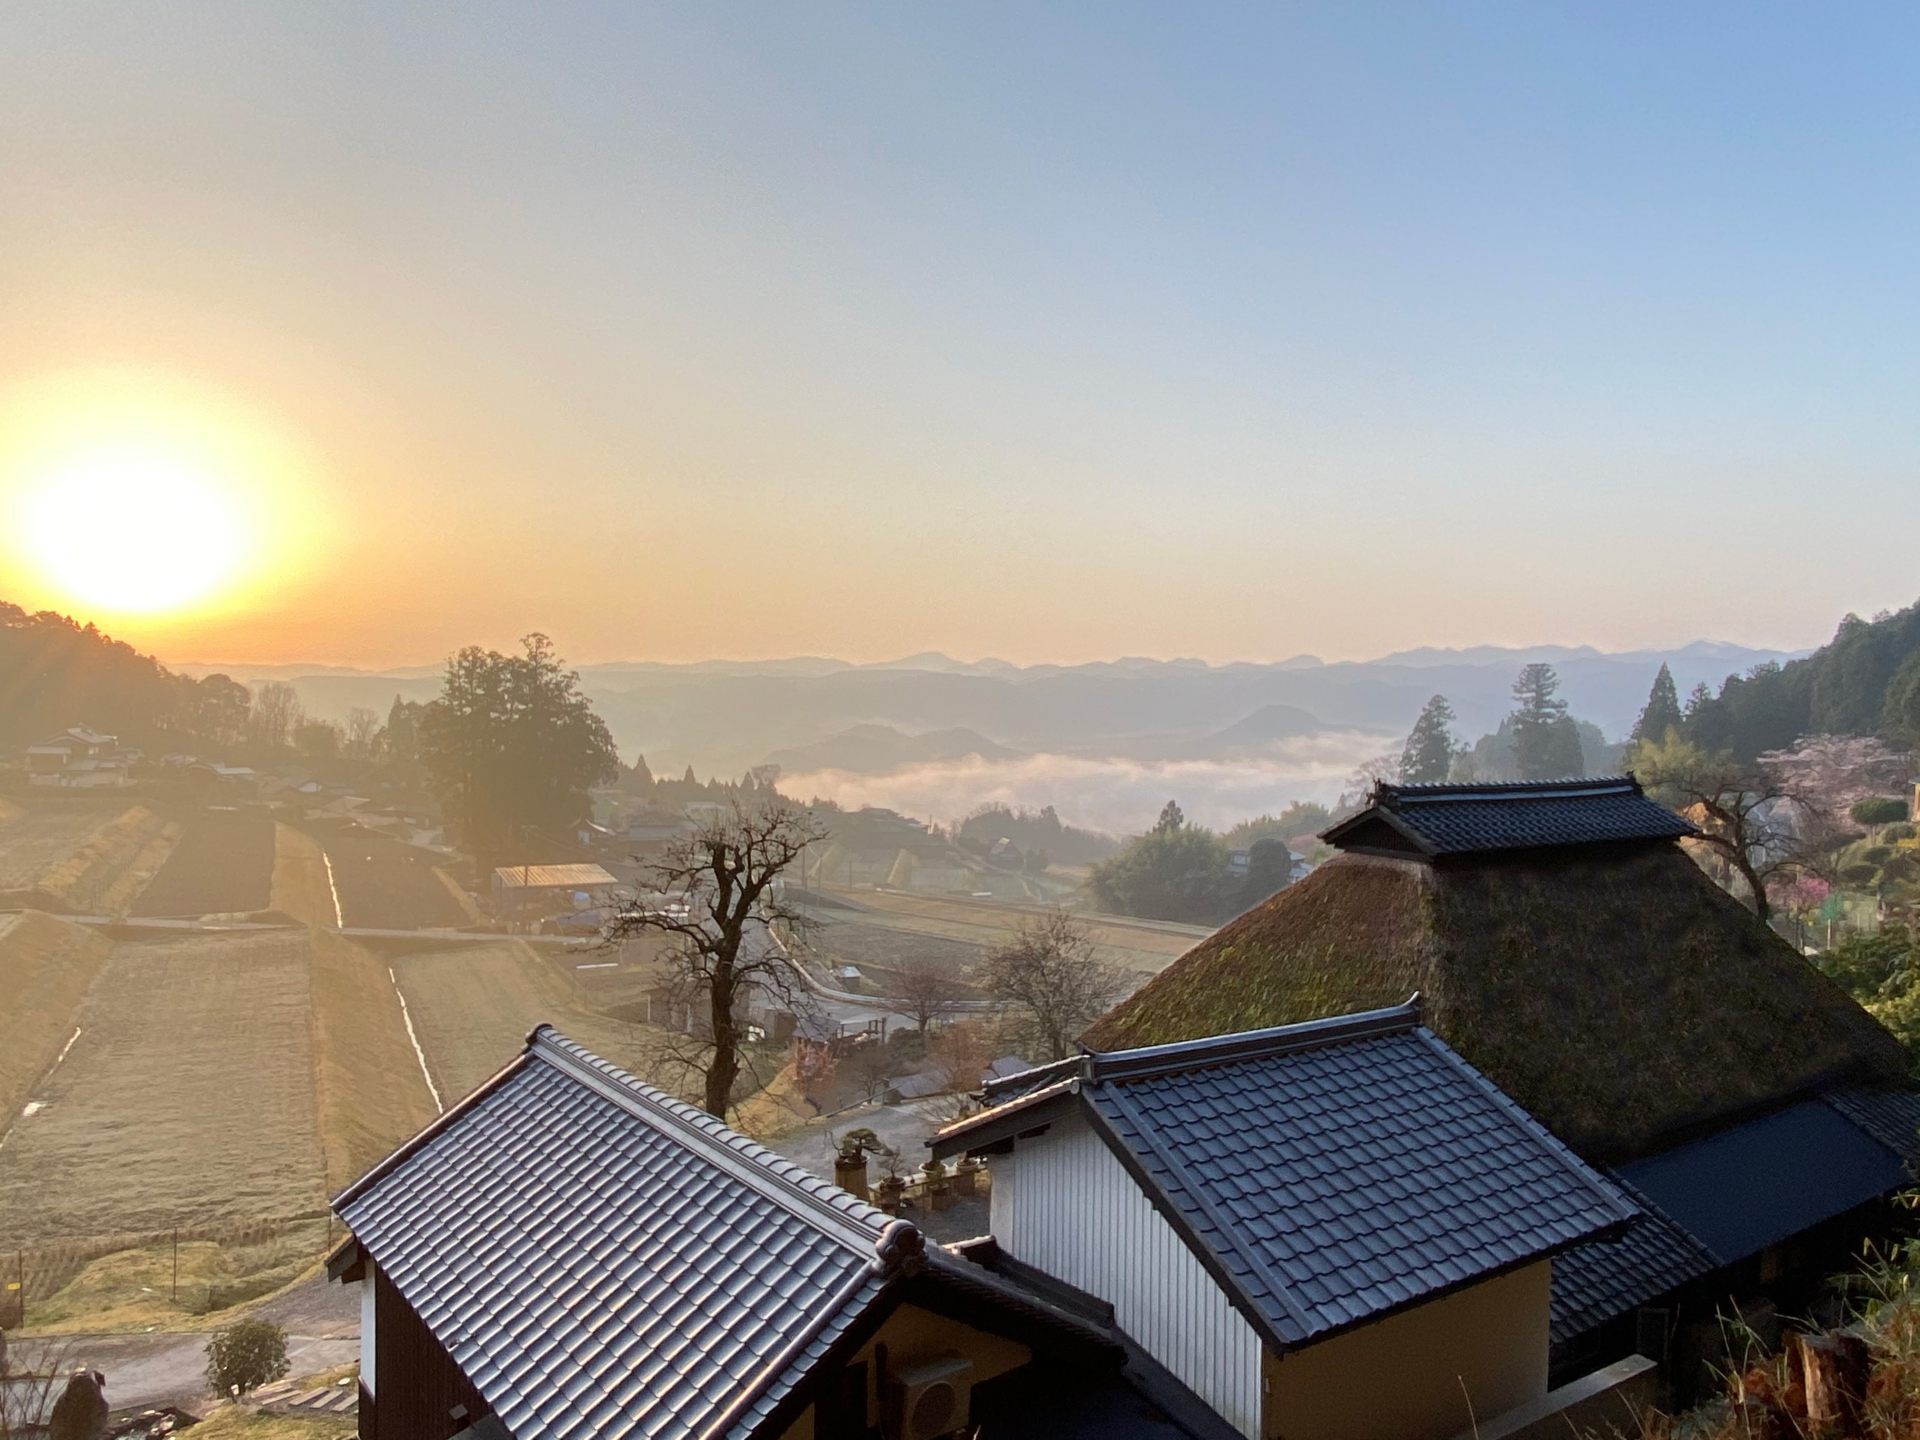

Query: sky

[3,3,1919,668]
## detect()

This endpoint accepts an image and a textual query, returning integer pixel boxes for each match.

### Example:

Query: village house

[25,726,131,788]
[929,1000,1642,1440]
[329,1026,1236,1440]
[1085,777,1920,1391]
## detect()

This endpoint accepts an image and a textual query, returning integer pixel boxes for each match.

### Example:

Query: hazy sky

[4,3,1918,667]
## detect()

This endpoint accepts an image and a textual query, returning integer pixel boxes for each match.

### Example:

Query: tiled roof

[337,1028,911,1440]
[1824,1083,1920,1165]
[935,1000,1636,1348]
[1549,1175,1719,1347]
[1321,777,1696,857]
[1615,1098,1910,1266]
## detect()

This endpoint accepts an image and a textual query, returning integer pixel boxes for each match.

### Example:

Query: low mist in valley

[780,729,1393,835]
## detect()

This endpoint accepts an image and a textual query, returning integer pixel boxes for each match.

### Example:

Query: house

[929,999,1640,1440]
[329,1026,1235,1440]
[26,727,130,788]
[1085,777,1920,1384]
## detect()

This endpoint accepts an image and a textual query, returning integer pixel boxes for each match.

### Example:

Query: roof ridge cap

[528,1026,910,1263]
[1087,997,1422,1083]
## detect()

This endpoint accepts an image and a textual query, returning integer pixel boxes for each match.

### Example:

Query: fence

[0,1211,337,1331]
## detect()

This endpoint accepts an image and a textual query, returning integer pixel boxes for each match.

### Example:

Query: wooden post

[172,1229,179,1303]
[1792,1329,1870,1433]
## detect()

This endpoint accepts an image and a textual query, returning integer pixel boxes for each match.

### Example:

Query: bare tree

[880,953,969,1035]
[345,705,384,757]
[605,796,827,1117]
[981,910,1129,1061]
[248,681,304,750]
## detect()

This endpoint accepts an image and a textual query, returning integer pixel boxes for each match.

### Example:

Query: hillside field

[0,929,328,1243]
[132,807,277,917]
[389,939,666,1100]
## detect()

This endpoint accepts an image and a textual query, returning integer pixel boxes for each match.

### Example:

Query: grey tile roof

[336,1028,910,1440]
[1321,777,1696,857]
[1615,1097,1910,1266]
[936,1000,1636,1348]
[1824,1082,1920,1165]
[1548,1175,1719,1347]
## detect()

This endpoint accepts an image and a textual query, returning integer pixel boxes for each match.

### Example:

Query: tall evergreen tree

[1399,695,1458,783]
[1630,664,1685,747]
[1509,663,1582,780]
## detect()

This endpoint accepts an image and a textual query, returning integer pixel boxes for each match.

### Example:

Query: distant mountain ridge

[177,637,1814,777]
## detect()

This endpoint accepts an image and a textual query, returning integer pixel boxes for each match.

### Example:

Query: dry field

[308,930,438,1190]
[824,887,1210,973]
[304,821,469,929]
[0,911,109,1129]
[131,807,276,917]
[390,939,668,1101]
[0,806,119,894]
[0,929,327,1244]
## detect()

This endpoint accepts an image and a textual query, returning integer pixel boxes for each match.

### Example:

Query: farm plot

[827,887,1210,973]
[0,806,120,898]
[390,940,665,1101]
[305,821,469,929]
[0,930,327,1245]
[130,807,275,917]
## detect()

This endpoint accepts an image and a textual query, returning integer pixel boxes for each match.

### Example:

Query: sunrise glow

[0,370,322,628]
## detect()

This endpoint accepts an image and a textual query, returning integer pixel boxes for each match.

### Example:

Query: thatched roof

[1082,846,1910,1159]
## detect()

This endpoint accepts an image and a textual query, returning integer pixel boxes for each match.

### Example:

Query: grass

[0,911,110,1134]
[390,939,672,1101]
[35,806,175,913]
[271,825,336,928]
[307,931,439,1191]
[18,1221,329,1333]
[0,930,327,1244]
[0,806,121,895]
[176,1409,355,1440]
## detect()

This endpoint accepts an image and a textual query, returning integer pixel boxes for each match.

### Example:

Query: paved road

[8,1277,359,1417]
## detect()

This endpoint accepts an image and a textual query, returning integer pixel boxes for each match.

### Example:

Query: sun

[21,445,250,615]
[1,369,323,626]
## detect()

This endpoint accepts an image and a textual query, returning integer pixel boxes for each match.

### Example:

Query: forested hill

[0,602,206,748]
[1685,600,1920,759]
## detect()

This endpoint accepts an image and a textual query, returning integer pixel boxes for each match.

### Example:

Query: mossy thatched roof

[1083,847,1910,1159]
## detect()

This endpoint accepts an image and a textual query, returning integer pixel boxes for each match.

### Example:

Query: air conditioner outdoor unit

[882,1352,974,1440]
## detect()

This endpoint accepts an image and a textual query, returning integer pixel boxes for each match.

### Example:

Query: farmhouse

[1084,777,1920,1383]
[25,726,131,788]
[930,1000,1641,1440]
[329,1026,1234,1440]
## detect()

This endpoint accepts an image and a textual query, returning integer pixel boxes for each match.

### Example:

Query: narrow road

[9,1277,359,1417]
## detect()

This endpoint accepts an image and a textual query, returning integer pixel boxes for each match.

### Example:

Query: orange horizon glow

[0,369,330,634]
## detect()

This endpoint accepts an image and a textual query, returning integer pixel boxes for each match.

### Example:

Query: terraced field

[822,886,1210,973]
[389,940,666,1100]
[131,807,276,917]
[0,806,118,893]
[0,930,327,1243]
[302,820,469,929]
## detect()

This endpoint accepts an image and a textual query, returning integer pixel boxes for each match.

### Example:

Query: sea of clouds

[779,728,1395,836]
